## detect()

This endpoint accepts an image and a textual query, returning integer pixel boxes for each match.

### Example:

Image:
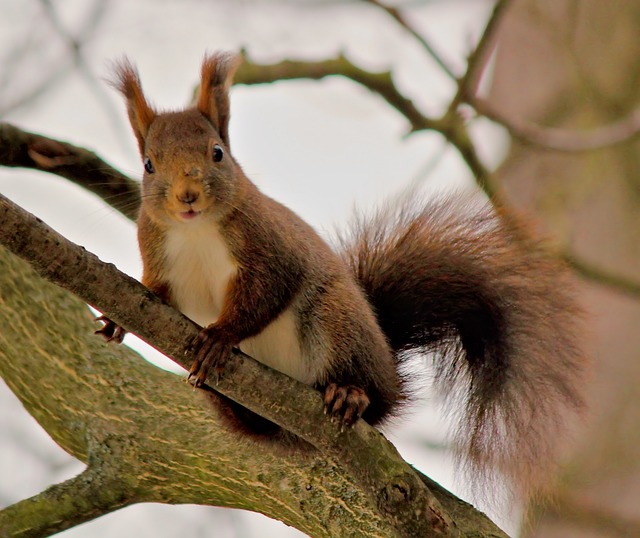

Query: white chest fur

[239,307,312,384]
[163,219,311,384]
[164,220,237,328]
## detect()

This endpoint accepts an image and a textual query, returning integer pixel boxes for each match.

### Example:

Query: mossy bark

[0,195,508,537]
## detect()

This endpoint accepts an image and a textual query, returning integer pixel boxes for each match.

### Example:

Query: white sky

[0,0,515,536]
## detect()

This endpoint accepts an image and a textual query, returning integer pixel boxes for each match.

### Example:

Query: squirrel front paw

[324,383,370,427]
[94,315,126,344]
[188,325,233,387]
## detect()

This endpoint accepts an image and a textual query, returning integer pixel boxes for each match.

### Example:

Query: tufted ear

[111,58,157,156]
[197,52,241,149]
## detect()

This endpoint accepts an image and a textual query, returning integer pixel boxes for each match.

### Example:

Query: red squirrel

[98,52,586,496]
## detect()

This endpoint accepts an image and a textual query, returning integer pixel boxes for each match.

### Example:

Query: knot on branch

[378,473,453,536]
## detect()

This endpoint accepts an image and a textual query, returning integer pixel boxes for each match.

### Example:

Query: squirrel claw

[188,326,232,387]
[187,371,207,389]
[323,383,370,427]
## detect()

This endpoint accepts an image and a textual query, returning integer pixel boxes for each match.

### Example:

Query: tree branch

[562,252,640,299]
[0,461,135,537]
[448,0,640,152]
[0,123,140,220]
[234,55,495,193]
[0,232,402,537]
[0,193,514,537]
[235,54,447,134]
[452,0,512,109]
[471,97,640,152]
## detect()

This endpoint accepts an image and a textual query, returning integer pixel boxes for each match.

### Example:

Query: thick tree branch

[0,193,514,537]
[1,461,136,537]
[0,235,402,537]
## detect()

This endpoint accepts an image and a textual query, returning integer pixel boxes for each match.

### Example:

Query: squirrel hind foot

[323,383,370,427]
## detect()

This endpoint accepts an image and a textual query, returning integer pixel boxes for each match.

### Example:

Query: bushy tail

[338,193,586,497]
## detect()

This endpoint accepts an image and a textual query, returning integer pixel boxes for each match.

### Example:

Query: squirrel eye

[212,144,224,163]
[143,157,155,174]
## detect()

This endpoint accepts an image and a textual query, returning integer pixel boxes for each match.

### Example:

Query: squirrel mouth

[179,209,201,220]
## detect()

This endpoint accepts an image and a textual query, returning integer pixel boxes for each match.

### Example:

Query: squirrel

[97,51,586,497]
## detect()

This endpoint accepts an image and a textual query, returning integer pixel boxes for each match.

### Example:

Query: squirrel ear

[197,52,241,149]
[111,58,156,156]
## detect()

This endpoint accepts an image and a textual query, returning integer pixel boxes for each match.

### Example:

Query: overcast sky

[0,1,513,536]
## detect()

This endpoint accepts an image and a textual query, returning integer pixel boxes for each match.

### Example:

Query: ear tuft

[197,52,242,148]
[111,57,156,156]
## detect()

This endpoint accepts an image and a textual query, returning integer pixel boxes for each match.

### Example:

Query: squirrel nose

[177,190,199,205]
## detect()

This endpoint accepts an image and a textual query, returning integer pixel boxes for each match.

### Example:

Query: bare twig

[364,0,458,81]
[38,0,132,154]
[237,53,494,191]
[448,0,640,152]
[453,0,513,107]
[0,0,108,118]
[236,55,640,294]
[0,63,73,118]
[562,253,640,299]
[405,139,449,190]
[236,54,447,133]
[472,97,640,152]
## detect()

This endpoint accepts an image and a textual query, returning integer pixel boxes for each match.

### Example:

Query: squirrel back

[109,52,587,500]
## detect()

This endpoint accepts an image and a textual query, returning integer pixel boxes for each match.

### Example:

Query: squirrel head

[112,53,243,225]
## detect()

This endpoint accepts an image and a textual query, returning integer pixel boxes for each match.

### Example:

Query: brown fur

[197,53,241,149]
[337,194,586,496]
[109,53,587,499]
[110,59,156,155]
